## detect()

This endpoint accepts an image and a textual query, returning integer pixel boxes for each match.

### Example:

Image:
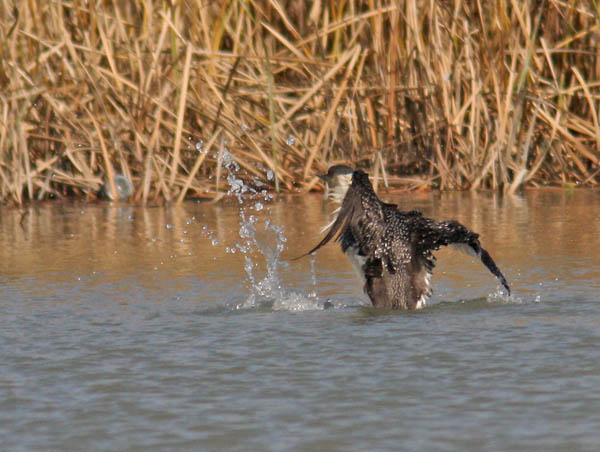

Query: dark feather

[293,179,359,259]
[404,215,511,295]
[479,248,511,295]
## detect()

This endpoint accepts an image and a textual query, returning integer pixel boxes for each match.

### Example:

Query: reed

[0,0,598,205]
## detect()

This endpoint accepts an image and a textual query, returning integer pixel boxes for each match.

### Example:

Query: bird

[301,165,511,310]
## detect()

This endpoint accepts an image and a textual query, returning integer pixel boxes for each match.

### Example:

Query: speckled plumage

[307,167,511,310]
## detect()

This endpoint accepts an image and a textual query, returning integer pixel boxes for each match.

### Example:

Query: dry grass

[0,0,599,205]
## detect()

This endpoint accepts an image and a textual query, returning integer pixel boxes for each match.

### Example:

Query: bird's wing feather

[297,179,362,258]
[408,216,511,295]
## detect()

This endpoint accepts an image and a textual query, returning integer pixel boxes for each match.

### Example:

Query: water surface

[1,189,599,451]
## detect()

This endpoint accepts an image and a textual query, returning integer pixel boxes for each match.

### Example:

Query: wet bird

[302,165,510,310]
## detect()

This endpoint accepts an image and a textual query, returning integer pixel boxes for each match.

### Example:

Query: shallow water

[1,189,599,451]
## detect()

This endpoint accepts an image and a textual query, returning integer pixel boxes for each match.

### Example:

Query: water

[1,188,599,451]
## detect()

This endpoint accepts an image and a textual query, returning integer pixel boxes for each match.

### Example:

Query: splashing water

[308,254,318,299]
[208,147,328,311]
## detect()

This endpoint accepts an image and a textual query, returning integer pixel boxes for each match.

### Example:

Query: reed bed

[1,0,598,204]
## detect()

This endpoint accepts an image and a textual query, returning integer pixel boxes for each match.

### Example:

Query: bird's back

[335,173,430,309]
[362,206,434,309]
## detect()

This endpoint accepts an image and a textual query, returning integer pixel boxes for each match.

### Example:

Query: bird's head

[318,165,354,205]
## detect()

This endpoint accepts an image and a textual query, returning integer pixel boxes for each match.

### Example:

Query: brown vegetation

[1,0,599,204]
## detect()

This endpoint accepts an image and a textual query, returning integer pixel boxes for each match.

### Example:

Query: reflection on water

[2,189,598,304]
[1,188,599,450]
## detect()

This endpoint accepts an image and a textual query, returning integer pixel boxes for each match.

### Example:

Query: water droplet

[254,202,263,211]
[227,175,244,193]
[286,135,296,146]
[221,149,240,172]
[241,124,249,132]
[195,141,205,153]
[166,224,173,229]
[267,170,274,180]
[211,238,219,246]
[239,224,252,239]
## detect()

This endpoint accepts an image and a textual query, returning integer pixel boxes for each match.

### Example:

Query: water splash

[212,148,327,311]
[308,254,318,298]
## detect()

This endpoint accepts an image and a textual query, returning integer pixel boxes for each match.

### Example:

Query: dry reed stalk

[303,45,361,180]
[264,43,280,193]
[177,130,221,204]
[0,0,598,205]
[364,97,380,192]
[170,43,193,188]
[83,103,117,200]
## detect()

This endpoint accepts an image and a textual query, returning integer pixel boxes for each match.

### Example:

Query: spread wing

[297,170,385,259]
[407,216,511,295]
[294,177,362,259]
[363,212,511,308]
